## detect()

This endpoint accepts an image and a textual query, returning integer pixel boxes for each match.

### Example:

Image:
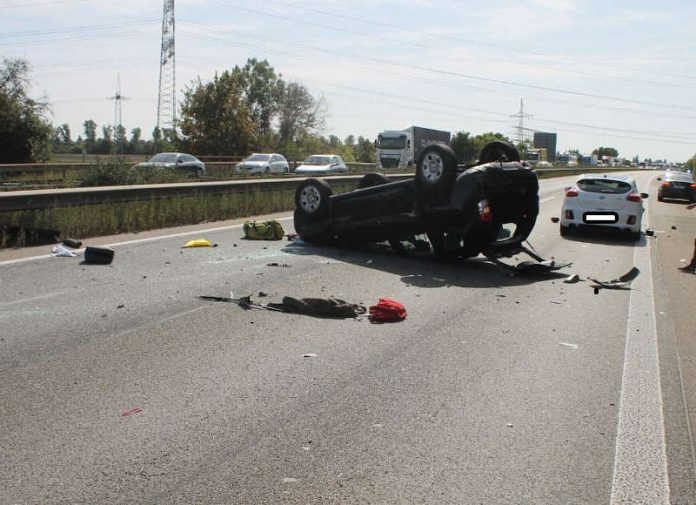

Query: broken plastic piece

[183,239,214,248]
[559,342,578,349]
[645,229,655,237]
[84,246,114,264]
[62,238,82,248]
[589,267,639,291]
[121,407,142,417]
[551,217,560,223]
[563,274,580,284]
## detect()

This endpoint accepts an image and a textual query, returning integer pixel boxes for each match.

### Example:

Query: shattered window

[577,179,632,194]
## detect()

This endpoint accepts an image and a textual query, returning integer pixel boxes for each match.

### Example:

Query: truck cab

[376,130,412,169]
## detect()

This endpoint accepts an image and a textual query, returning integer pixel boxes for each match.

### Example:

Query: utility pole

[157,0,176,135]
[510,99,533,144]
[108,74,128,153]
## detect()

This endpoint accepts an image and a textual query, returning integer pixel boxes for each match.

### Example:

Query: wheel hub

[300,186,321,213]
[421,153,443,183]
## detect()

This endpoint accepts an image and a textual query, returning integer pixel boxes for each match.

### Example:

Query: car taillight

[691,183,696,189]
[478,199,492,223]
[661,181,671,188]
[627,193,642,202]
[565,188,578,197]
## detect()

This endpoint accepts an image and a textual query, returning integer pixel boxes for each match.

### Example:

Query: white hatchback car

[294,154,348,175]
[235,153,290,175]
[559,174,648,240]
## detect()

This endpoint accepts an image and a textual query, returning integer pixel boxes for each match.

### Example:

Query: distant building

[533,132,557,163]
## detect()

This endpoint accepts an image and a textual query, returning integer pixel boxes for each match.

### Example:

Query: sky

[2,0,695,162]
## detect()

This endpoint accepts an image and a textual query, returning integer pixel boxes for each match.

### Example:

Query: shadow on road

[282,240,570,289]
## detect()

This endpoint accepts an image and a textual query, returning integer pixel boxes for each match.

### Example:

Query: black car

[657,171,695,202]
[293,142,539,260]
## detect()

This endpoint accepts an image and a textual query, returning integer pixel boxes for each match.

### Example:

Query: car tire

[358,172,390,189]
[295,178,332,220]
[415,144,458,192]
[657,193,664,202]
[293,209,335,244]
[264,167,271,174]
[478,140,521,164]
[560,224,571,237]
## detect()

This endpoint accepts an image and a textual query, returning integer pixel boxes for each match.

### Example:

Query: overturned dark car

[293,142,540,261]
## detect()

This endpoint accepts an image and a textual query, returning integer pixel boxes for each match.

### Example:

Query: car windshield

[578,179,632,194]
[150,153,178,163]
[304,156,332,165]
[666,174,693,182]
[378,135,406,149]
[246,154,271,162]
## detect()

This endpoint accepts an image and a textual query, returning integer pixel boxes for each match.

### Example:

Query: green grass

[0,182,356,248]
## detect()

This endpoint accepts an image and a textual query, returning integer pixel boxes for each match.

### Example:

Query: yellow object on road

[183,238,213,248]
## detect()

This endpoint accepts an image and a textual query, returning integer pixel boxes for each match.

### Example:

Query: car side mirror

[641,193,649,199]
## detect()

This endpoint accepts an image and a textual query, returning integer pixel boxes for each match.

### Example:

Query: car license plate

[583,212,618,224]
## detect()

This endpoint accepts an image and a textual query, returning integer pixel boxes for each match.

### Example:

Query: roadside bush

[80,159,182,186]
[80,158,140,186]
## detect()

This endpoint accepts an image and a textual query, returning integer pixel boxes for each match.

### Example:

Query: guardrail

[0,174,414,213]
[0,166,641,213]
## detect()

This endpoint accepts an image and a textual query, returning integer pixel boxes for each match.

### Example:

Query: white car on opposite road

[294,154,348,175]
[235,153,290,175]
[559,174,648,240]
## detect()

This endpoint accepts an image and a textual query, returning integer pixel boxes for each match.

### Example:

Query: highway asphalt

[0,172,694,504]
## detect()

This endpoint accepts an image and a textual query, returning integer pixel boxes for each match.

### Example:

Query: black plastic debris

[551,217,560,223]
[588,267,639,291]
[514,259,572,275]
[671,225,677,230]
[84,246,115,265]
[645,229,655,237]
[62,238,83,248]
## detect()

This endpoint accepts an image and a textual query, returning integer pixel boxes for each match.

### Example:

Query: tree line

[1,56,645,166]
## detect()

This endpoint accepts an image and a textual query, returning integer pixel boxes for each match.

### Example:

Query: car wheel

[657,194,664,202]
[560,224,571,237]
[358,172,390,189]
[264,166,271,174]
[415,144,458,192]
[295,178,332,219]
[478,140,521,164]
[293,209,335,244]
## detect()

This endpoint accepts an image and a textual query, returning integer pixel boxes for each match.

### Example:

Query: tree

[686,154,696,171]
[277,82,326,146]
[0,57,52,162]
[83,119,97,152]
[178,72,256,155]
[354,136,375,163]
[450,131,477,163]
[232,58,283,146]
[592,146,619,158]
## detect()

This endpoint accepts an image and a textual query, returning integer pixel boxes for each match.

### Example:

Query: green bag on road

[243,220,285,240]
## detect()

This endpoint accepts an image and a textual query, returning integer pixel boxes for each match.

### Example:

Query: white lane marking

[610,200,670,504]
[0,217,295,267]
[540,196,556,204]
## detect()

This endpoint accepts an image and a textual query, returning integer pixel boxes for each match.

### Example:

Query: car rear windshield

[577,179,632,194]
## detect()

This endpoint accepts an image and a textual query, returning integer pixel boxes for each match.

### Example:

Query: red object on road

[121,407,142,417]
[369,298,407,323]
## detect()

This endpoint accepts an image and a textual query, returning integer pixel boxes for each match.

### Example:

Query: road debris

[645,228,655,237]
[62,238,82,248]
[559,342,578,349]
[671,225,677,230]
[513,259,572,275]
[563,274,581,284]
[369,298,407,323]
[51,244,77,257]
[183,239,216,248]
[267,262,291,267]
[243,220,284,240]
[199,294,366,319]
[588,267,639,292]
[121,407,142,417]
[303,353,317,358]
[551,217,560,223]
[84,246,115,264]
